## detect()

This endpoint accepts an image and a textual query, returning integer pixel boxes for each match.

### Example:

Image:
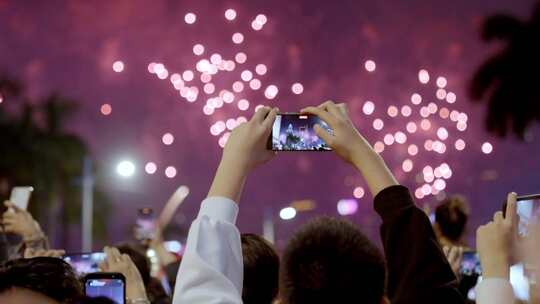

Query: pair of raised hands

[221,100,369,174]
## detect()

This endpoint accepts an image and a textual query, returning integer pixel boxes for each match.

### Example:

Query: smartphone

[460,251,481,276]
[515,194,540,237]
[268,113,332,151]
[135,208,156,241]
[9,186,33,210]
[84,272,126,304]
[63,252,106,275]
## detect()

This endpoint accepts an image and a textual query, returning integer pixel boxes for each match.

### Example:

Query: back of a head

[435,195,469,242]
[241,233,280,304]
[0,257,83,303]
[280,217,386,304]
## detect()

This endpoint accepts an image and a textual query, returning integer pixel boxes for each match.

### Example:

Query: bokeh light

[145,162,157,174]
[337,199,358,216]
[238,99,250,111]
[235,52,247,64]
[436,76,447,88]
[280,207,296,220]
[232,32,244,44]
[365,60,376,72]
[353,186,365,198]
[418,69,430,84]
[402,159,413,172]
[373,118,384,130]
[165,166,177,178]
[184,13,196,24]
[291,83,304,94]
[481,142,493,154]
[455,139,466,151]
[249,79,262,90]
[162,133,174,145]
[117,161,135,178]
[264,85,278,99]
[193,44,204,55]
[363,101,375,115]
[100,103,112,116]
[225,9,237,20]
[112,61,124,72]
[255,64,267,75]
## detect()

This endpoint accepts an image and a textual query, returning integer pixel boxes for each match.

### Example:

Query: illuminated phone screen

[63,252,105,275]
[85,278,125,304]
[270,114,332,151]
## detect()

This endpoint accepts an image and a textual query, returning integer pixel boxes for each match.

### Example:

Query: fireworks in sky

[102,8,495,202]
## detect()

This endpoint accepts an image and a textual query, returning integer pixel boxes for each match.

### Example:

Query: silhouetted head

[280,217,386,304]
[435,195,469,243]
[241,233,280,304]
[0,257,83,303]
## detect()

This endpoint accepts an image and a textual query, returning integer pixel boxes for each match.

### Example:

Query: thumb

[314,124,333,147]
[4,201,21,212]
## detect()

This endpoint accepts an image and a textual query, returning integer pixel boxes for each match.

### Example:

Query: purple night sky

[1,0,539,250]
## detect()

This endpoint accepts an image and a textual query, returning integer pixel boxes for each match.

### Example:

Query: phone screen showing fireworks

[459,251,481,276]
[516,195,540,237]
[84,273,125,304]
[269,114,332,151]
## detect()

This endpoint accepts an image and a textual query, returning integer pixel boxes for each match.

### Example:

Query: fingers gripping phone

[84,272,126,304]
[63,252,106,275]
[268,113,332,151]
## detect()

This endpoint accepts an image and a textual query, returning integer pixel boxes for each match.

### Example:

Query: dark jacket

[375,185,464,304]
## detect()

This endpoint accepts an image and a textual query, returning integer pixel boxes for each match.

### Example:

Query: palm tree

[469,2,540,138]
[0,76,110,249]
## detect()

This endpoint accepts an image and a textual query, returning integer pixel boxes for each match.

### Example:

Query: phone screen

[135,208,156,241]
[269,114,332,151]
[9,186,33,210]
[460,251,481,276]
[63,252,106,275]
[516,195,540,237]
[85,277,125,304]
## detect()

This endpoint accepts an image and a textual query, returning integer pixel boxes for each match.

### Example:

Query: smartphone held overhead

[268,113,332,151]
[9,186,33,210]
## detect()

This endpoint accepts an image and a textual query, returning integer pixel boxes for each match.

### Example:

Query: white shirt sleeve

[172,197,243,304]
[476,278,515,304]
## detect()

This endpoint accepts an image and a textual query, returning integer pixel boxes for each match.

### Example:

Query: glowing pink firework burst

[147,10,302,148]
[355,66,494,200]
[139,9,494,200]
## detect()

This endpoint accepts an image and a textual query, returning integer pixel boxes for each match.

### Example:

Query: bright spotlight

[279,207,297,220]
[116,161,135,177]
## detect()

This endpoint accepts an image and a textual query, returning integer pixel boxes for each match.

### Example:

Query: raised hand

[476,192,517,279]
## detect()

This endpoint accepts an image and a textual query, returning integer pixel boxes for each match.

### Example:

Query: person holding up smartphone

[475,193,518,304]
[99,246,150,304]
[173,102,464,303]
[0,200,48,261]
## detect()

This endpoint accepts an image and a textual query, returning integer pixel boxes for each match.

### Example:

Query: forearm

[350,138,398,197]
[207,158,248,203]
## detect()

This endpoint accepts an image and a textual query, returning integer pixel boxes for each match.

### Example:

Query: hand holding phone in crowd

[1,200,43,241]
[99,246,148,303]
[477,192,517,279]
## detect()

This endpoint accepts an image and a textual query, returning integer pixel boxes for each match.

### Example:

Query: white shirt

[476,278,515,304]
[172,197,243,304]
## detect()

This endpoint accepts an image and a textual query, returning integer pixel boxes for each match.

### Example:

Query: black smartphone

[84,272,126,304]
[268,113,332,151]
[63,252,106,275]
[135,208,156,241]
[459,250,481,276]
[502,194,540,237]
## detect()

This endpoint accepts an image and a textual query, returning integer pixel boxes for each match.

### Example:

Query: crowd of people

[0,101,536,303]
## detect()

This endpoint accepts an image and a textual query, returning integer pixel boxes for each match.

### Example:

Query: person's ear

[380,295,390,304]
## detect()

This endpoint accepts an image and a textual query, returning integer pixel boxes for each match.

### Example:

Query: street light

[279,207,297,220]
[116,160,135,177]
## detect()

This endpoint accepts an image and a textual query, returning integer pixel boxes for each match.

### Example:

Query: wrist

[481,256,510,279]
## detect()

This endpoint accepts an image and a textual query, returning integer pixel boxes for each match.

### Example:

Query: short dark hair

[241,233,280,304]
[0,257,83,303]
[435,195,469,242]
[280,217,386,304]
